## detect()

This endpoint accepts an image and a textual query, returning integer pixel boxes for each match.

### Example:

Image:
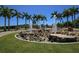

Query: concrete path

[0,30,25,37]
[0,28,42,37]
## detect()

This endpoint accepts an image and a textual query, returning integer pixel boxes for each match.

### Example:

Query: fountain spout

[52,15,57,34]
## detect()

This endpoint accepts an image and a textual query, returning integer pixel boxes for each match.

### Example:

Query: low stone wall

[18,31,49,42]
[15,30,79,44]
[15,34,79,44]
[48,34,77,42]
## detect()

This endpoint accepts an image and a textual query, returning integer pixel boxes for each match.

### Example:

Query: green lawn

[0,33,79,53]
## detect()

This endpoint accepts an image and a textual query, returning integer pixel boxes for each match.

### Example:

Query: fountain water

[52,15,57,34]
[29,20,32,33]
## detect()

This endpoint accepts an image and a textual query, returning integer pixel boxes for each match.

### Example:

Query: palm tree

[51,11,58,20]
[69,6,79,27]
[0,6,16,31]
[23,12,31,29]
[69,6,79,21]
[62,9,70,27]
[23,13,32,32]
[33,14,47,29]
[56,13,63,23]
[0,6,2,22]
[6,8,15,31]
[0,6,2,15]
[32,14,40,29]
[72,6,79,20]
[41,15,47,30]
[32,14,37,28]
[37,15,42,29]
[13,10,22,30]
[0,6,8,31]
[69,8,74,22]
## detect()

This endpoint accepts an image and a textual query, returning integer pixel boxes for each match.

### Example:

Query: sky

[0,5,79,26]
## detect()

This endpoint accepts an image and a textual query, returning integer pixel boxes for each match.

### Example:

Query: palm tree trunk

[71,15,74,27]
[4,17,6,31]
[36,21,39,29]
[17,17,19,30]
[73,13,76,28]
[67,16,69,27]
[60,19,62,23]
[8,18,10,31]
[29,19,30,29]
[39,21,41,29]
[60,19,63,28]
[43,20,45,29]
[71,15,74,22]
[25,19,27,29]
[45,20,47,30]
[73,13,75,20]
[61,18,63,23]
[31,20,33,31]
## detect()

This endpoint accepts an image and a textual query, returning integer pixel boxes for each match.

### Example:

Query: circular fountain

[15,15,78,43]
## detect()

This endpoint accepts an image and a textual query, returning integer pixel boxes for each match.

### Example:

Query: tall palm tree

[72,6,79,20]
[23,12,31,29]
[0,6,8,31]
[0,6,2,28]
[0,6,1,11]
[62,9,70,27]
[51,11,58,20]
[56,13,63,23]
[69,8,74,22]
[0,6,2,21]
[41,15,47,29]
[32,14,40,29]
[32,14,44,29]
[13,10,22,30]
[69,6,79,27]
[6,8,15,31]
[69,6,79,21]
[23,13,32,32]
[32,14,37,28]
[0,6,16,31]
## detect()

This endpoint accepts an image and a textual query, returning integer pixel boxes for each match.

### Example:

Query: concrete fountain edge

[15,34,79,45]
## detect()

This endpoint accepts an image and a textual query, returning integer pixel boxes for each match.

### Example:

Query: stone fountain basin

[48,34,77,42]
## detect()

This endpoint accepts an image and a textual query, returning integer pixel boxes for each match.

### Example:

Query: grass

[0,33,79,53]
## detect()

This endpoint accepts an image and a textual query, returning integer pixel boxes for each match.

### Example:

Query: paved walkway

[0,28,43,37]
[0,30,25,37]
